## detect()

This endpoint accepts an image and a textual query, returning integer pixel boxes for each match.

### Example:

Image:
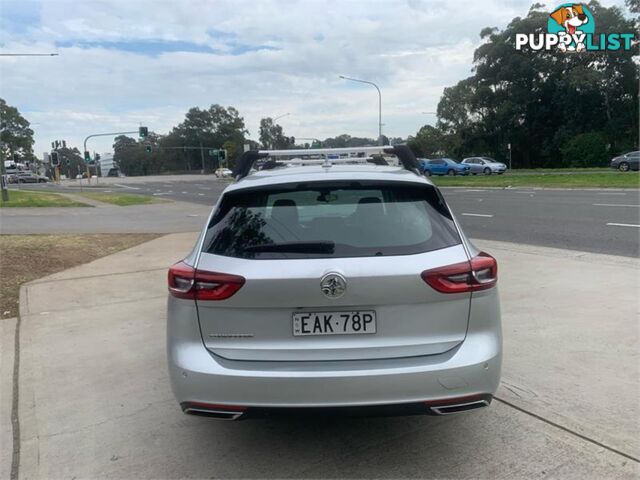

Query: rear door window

[203,181,461,259]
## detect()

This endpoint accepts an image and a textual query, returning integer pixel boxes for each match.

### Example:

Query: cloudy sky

[0,0,626,157]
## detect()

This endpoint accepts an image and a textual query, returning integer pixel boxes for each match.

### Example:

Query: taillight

[168,261,245,300]
[421,252,497,294]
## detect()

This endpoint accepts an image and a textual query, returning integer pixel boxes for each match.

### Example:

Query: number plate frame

[292,311,376,336]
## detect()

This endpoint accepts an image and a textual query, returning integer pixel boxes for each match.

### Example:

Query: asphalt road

[11,178,640,257]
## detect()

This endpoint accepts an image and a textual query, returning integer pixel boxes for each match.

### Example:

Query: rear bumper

[167,294,502,410]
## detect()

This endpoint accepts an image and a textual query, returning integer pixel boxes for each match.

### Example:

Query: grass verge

[0,233,160,318]
[79,192,167,206]
[431,172,640,188]
[0,190,90,207]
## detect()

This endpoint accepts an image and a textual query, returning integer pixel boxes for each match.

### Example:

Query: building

[97,153,115,176]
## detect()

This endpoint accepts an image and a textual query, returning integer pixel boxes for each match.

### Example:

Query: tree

[0,98,34,162]
[560,132,608,167]
[321,134,377,148]
[259,118,294,149]
[430,2,638,167]
[407,125,447,158]
[55,147,85,179]
[166,105,248,172]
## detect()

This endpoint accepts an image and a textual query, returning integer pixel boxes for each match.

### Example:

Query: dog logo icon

[548,3,594,52]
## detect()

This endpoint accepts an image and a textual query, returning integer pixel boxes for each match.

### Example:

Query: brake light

[168,261,245,300]
[421,252,497,293]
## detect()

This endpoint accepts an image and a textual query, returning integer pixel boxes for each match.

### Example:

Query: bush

[560,132,609,168]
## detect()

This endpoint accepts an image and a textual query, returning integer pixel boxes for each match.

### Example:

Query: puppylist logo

[515,3,636,53]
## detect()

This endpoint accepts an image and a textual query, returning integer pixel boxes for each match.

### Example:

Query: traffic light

[50,151,59,166]
[84,151,91,162]
[219,149,226,161]
[139,126,148,138]
[145,144,152,153]
[66,158,71,166]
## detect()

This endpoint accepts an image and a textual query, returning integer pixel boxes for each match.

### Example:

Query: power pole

[0,143,9,201]
[200,141,205,174]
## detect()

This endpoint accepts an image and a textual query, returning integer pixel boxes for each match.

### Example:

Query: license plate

[292,311,376,336]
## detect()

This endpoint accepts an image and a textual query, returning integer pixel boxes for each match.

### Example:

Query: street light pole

[273,113,291,122]
[339,75,382,144]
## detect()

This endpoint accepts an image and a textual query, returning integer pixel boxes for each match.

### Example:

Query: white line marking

[461,213,494,218]
[464,189,488,192]
[197,193,205,196]
[592,204,640,208]
[606,223,640,228]
[598,192,626,195]
[152,192,171,196]
[114,183,140,190]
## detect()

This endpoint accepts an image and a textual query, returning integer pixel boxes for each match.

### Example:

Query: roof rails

[232,145,421,180]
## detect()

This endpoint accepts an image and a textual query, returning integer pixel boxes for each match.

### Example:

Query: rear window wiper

[244,241,335,254]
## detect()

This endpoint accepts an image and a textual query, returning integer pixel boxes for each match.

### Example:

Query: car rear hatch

[192,179,473,362]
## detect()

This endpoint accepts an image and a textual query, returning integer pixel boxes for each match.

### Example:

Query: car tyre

[447,169,456,176]
[618,162,630,172]
[483,167,492,175]
[424,170,432,177]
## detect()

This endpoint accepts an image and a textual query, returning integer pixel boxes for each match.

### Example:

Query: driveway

[1,234,638,479]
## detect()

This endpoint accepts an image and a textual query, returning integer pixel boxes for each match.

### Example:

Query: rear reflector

[168,261,245,300]
[421,252,497,294]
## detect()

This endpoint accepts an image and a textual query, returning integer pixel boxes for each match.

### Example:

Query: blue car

[418,158,470,176]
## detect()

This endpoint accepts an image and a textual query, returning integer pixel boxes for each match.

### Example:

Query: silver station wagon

[167,146,501,420]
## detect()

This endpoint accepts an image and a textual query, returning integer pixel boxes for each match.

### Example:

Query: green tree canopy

[0,98,34,162]
[423,1,638,167]
[259,118,294,149]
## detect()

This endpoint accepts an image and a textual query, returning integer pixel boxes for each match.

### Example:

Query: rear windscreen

[202,181,461,259]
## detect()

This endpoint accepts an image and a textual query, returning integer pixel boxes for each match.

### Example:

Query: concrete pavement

[2,233,638,479]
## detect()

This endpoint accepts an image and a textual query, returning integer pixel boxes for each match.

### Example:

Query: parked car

[610,151,639,172]
[215,168,233,178]
[167,146,501,420]
[16,172,48,183]
[419,158,471,176]
[461,157,507,175]
[107,168,124,177]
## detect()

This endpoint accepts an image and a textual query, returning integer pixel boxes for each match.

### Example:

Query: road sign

[209,149,217,157]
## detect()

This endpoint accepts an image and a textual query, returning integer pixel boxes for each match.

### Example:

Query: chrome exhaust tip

[181,402,246,420]
[430,399,489,415]
[426,394,492,415]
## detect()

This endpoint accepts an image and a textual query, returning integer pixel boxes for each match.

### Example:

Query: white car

[167,146,502,420]
[462,157,507,175]
[215,168,233,178]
